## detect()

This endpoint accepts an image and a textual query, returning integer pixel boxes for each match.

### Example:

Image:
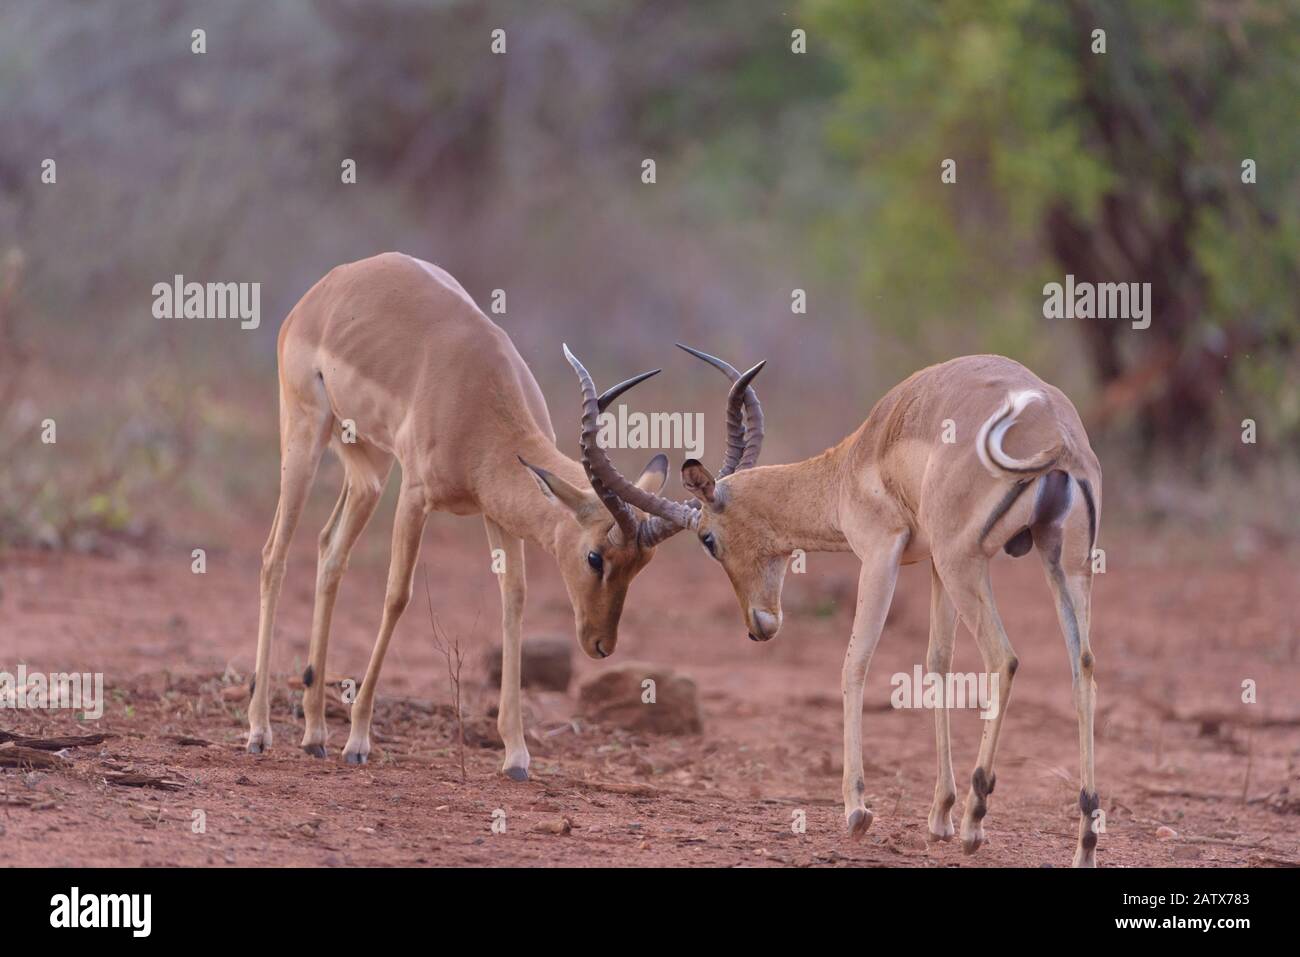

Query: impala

[246,252,685,778]
[612,346,1104,867]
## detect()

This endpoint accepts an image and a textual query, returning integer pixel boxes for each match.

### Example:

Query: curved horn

[563,346,640,542]
[675,343,766,476]
[563,344,698,543]
[597,368,660,412]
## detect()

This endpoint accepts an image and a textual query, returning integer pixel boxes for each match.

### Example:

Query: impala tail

[975,388,1097,562]
[975,389,1066,478]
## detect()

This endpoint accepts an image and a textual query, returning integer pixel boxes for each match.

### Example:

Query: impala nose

[749,610,780,642]
[594,638,612,658]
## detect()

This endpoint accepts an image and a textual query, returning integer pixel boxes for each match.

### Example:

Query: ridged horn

[675,343,766,476]
[563,344,697,545]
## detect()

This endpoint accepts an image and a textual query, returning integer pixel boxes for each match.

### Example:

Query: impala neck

[726,441,854,555]
[477,431,589,558]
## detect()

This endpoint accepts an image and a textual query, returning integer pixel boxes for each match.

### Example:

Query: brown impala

[605,346,1104,867]
[247,252,688,779]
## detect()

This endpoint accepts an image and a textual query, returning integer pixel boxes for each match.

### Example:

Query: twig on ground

[425,565,468,782]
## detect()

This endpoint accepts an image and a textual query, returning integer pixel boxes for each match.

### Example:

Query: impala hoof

[343,750,368,765]
[504,765,528,782]
[927,827,954,844]
[846,808,873,840]
[302,744,326,759]
[961,833,985,855]
[246,731,271,754]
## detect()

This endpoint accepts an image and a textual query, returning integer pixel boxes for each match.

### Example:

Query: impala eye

[587,551,604,574]
[700,533,717,558]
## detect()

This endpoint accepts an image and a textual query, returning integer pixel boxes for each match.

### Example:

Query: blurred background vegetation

[0,0,1296,550]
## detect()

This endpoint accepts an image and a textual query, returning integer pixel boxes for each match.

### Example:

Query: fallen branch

[0,732,113,750]
[1136,783,1239,802]
[581,779,659,798]
[102,771,185,791]
[1140,696,1300,729]
[0,746,64,769]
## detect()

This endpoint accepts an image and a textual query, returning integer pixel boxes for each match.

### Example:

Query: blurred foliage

[808,0,1300,462]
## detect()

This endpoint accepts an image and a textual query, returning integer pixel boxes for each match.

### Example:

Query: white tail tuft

[976,390,1058,477]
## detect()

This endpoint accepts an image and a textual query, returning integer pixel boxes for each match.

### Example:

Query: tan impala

[247,252,685,778]
[610,346,1104,867]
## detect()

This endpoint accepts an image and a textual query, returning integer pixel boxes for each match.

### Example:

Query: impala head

[673,344,780,642]
[521,451,669,658]
[680,458,786,642]
[519,346,698,659]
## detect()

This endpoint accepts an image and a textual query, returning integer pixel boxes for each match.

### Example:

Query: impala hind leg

[300,442,391,756]
[841,533,907,838]
[925,562,959,843]
[485,517,529,780]
[248,401,332,754]
[1036,501,1099,867]
[935,552,1018,855]
[342,480,428,765]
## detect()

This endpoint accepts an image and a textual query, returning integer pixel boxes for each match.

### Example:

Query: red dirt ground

[2,508,1297,867]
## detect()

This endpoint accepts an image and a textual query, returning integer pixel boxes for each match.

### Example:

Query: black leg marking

[303,665,315,688]
[969,768,995,821]
[1078,477,1097,550]
[1030,469,1072,527]
[980,480,1032,545]
[250,674,256,695]
[1079,789,1100,850]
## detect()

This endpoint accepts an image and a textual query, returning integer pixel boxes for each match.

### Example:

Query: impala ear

[518,455,592,518]
[635,453,669,495]
[680,458,718,505]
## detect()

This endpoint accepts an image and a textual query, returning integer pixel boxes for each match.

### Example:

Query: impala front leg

[302,467,385,757]
[343,482,428,765]
[485,518,529,781]
[841,532,907,838]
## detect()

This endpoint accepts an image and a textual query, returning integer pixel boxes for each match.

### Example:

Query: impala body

[621,348,1103,867]
[248,252,677,777]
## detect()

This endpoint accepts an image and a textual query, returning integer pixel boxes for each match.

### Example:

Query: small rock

[485,637,573,692]
[1156,825,1178,840]
[532,817,573,835]
[578,662,702,735]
